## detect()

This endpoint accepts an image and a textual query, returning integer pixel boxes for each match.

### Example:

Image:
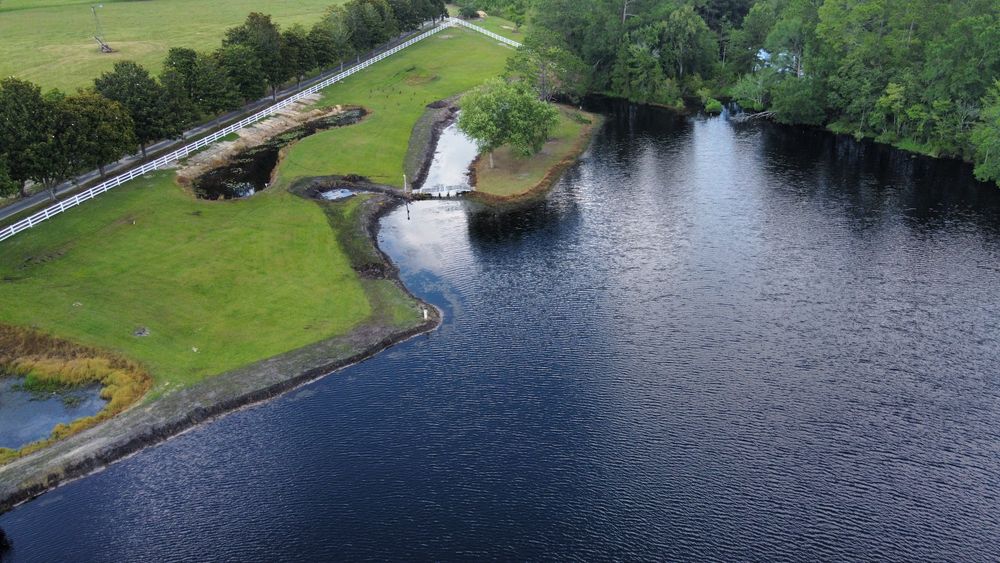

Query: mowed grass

[0,27,514,395]
[0,173,372,391]
[276,27,513,186]
[474,107,598,198]
[0,0,337,91]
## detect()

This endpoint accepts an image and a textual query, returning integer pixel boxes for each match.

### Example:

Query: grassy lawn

[276,28,513,186]
[0,0,338,91]
[474,107,599,198]
[0,24,514,396]
[0,172,372,392]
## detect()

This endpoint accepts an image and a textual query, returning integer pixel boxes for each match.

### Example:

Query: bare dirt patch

[175,94,354,186]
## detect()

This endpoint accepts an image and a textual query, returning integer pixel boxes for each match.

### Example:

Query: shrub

[704,98,724,114]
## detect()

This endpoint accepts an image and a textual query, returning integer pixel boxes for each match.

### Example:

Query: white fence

[0,18,521,243]
[448,18,522,48]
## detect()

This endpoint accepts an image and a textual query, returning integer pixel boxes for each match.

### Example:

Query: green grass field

[276,28,513,186]
[0,0,337,91]
[474,107,597,198]
[0,25,513,395]
[0,175,372,391]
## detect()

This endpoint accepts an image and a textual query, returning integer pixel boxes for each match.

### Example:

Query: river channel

[1,102,999,560]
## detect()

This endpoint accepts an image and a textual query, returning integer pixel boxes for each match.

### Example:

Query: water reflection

[418,119,479,197]
[0,378,106,450]
[3,104,1000,561]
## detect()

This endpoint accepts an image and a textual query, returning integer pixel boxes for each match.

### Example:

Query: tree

[660,5,717,79]
[0,158,18,198]
[310,8,354,68]
[458,79,559,168]
[971,81,1000,186]
[162,47,199,99]
[0,78,50,197]
[59,93,136,177]
[189,54,241,116]
[94,61,169,158]
[224,12,284,100]
[770,76,826,125]
[215,44,266,103]
[505,35,589,101]
[280,25,316,88]
[26,91,76,200]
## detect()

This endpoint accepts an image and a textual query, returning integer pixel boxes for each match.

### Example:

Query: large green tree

[281,25,317,88]
[458,79,559,168]
[94,61,171,158]
[0,78,50,197]
[215,44,267,103]
[224,12,285,100]
[505,34,589,101]
[60,93,137,177]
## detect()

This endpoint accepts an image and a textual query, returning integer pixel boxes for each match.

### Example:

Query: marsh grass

[0,324,152,465]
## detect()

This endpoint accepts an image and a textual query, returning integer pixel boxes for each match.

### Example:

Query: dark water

[0,379,105,450]
[193,109,366,200]
[3,104,1000,561]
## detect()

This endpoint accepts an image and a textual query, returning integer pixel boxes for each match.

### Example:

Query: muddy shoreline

[405,97,461,191]
[0,194,440,515]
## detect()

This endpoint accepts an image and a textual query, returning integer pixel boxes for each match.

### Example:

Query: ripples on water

[2,103,999,561]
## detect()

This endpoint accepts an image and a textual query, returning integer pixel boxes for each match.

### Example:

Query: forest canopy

[465,0,1000,185]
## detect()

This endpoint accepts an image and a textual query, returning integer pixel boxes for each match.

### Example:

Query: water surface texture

[0,379,105,450]
[418,118,478,196]
[2,104,1000,560]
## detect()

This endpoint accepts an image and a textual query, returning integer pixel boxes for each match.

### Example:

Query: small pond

[418,118,479,197]
[0,378,106,450]
[193,109,366,200]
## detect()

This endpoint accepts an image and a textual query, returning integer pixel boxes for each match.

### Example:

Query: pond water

[417,118,479,197]
[2,102,1000,560]
[193,109,366,200]
[0,378,105,450]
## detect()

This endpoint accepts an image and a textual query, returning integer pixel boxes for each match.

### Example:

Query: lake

[1,102,999,560]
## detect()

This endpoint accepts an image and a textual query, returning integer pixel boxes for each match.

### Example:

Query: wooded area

[464,0,1000,185]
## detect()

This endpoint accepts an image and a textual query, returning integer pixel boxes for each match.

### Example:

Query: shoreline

[0,193,440,515]
[470,109,603,203]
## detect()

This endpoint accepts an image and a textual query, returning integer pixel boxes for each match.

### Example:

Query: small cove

[0,378,105,450]
[417,117,479,197]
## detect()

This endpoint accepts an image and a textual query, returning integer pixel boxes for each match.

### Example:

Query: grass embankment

[473,106,601,200]
[276,28,512,187]
[0,325,152,465]
[0,25,513,456]
[0,0,338,91]
[0,173,372,393]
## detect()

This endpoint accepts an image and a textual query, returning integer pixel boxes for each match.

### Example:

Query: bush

[771,77,827,126]
[704,98,723,114]
[459,4,479,18]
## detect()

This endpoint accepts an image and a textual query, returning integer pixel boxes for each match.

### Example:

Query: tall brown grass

[0,325,152,465]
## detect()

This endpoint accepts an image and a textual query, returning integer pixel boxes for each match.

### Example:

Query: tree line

[0,0,447,200]
[465,0,1000,186]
